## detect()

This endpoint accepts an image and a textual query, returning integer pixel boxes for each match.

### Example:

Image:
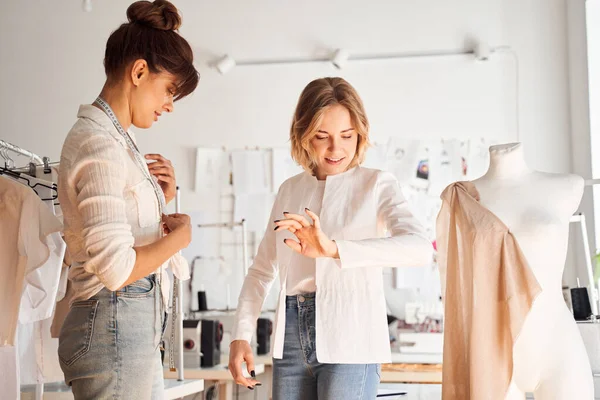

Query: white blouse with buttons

[286,179,326,295]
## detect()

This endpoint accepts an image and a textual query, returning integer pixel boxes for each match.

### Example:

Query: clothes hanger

[0,143,15,169]
[27,153,37,178]
[0,166,59,201]
[0,143,58,201]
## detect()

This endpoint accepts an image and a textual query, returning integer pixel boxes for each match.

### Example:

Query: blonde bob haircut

[290,77,370,172]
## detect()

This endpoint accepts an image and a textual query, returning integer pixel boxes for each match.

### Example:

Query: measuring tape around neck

[94,96,166,215]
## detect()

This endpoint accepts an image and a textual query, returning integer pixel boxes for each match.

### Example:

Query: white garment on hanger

[18,229,67,387]
[19,229,65,323]
[18,313,64,385]
[0,175,62,400]
[0,176,62,345]
[11,171,68,386]
[17,229,66,387]
[20,170,69,303]
[34,166,63,223]
[0,346,19,400]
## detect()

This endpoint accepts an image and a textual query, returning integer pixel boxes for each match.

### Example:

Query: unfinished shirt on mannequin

[471,142,593,399]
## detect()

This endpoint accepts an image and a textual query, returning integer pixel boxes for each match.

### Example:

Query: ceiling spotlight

[82,0,92,12]
[473,41,491,61]
[331,49,349,69]
[215,55,236,75]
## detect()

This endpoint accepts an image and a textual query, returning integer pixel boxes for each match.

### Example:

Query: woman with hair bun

[57,1,199,398]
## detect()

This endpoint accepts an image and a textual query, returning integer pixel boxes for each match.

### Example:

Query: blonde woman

[229,77,432,400]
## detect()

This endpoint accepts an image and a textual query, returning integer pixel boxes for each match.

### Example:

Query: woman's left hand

[274,209,339,259]
[145,153,176,204]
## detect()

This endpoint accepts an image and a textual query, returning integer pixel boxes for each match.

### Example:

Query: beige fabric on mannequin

[436,181,541,400]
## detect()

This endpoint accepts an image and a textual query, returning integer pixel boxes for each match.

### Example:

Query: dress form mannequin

[471,142,594,399]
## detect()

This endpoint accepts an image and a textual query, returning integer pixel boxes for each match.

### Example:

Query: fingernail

[283,239,286,243]
[251,370,256,378]
[274,226,279,231]
[305,208,310,211]
[274,220,280,223]
[256,383,262,386]
[248,386,254,390]
[283,211,289,214]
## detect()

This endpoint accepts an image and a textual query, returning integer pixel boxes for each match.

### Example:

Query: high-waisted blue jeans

[272,293,381,400]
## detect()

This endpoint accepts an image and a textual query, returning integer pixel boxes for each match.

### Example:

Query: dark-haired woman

[56,1,199,398]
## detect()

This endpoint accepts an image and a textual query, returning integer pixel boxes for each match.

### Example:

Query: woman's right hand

[161,213,192,248]
[229,340,261,389]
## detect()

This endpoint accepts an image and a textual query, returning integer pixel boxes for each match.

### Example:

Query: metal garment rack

[0,140,47,400]
[173,187,185,380]
[196,219,249,282]
[1,141,188,385]
[0,139,44,165]
[169,192,251,380]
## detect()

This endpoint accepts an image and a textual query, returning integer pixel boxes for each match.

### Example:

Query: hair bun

[127,0,181,31]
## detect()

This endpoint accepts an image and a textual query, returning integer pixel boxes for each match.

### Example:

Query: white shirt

[17,172,67,387]
[19,220,66,323]
[286,180,325,295]
[0,346,18,400]
[232,167,433,364]
[0,176,63,346]
[58,105,188,306]
[0,176,63,400]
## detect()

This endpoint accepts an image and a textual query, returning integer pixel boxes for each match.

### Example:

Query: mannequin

[471,142,593,399]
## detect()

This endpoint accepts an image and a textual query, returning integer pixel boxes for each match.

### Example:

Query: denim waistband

[286,292,316,309]
[92,274,157,298]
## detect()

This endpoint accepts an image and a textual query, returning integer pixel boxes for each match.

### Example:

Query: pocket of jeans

[58,299,99,367]
[118,276,155,298]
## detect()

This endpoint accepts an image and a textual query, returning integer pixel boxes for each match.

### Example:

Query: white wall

[0,0,587,306]
[0,1,573,187]
[566,0,596,289]
[584,0,600,251]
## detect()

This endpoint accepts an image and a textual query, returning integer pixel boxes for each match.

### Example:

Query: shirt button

[299,296,306,303]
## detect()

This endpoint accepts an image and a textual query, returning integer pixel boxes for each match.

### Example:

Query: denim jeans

[58,275,166,399]
[272,293,381,400]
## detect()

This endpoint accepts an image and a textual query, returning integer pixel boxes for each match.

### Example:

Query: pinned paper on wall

[427,139,462,197]
[362,142,390,171]
[193,138,492,237]
[271,147,304,192]
[195,148,228,191]
[234,192,276,233]
[387,138,422,185]
[231,150,270,195]
[230,150,274,232]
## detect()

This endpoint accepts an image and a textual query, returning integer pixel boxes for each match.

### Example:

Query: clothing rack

[196,219,249,278]
[0,139,44,165]
[0,141,49,400]
[172,187,185,381]
[191,220,248,314]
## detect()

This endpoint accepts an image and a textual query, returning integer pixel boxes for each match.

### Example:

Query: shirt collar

[302,165,360,185]
[76,104,138,148]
